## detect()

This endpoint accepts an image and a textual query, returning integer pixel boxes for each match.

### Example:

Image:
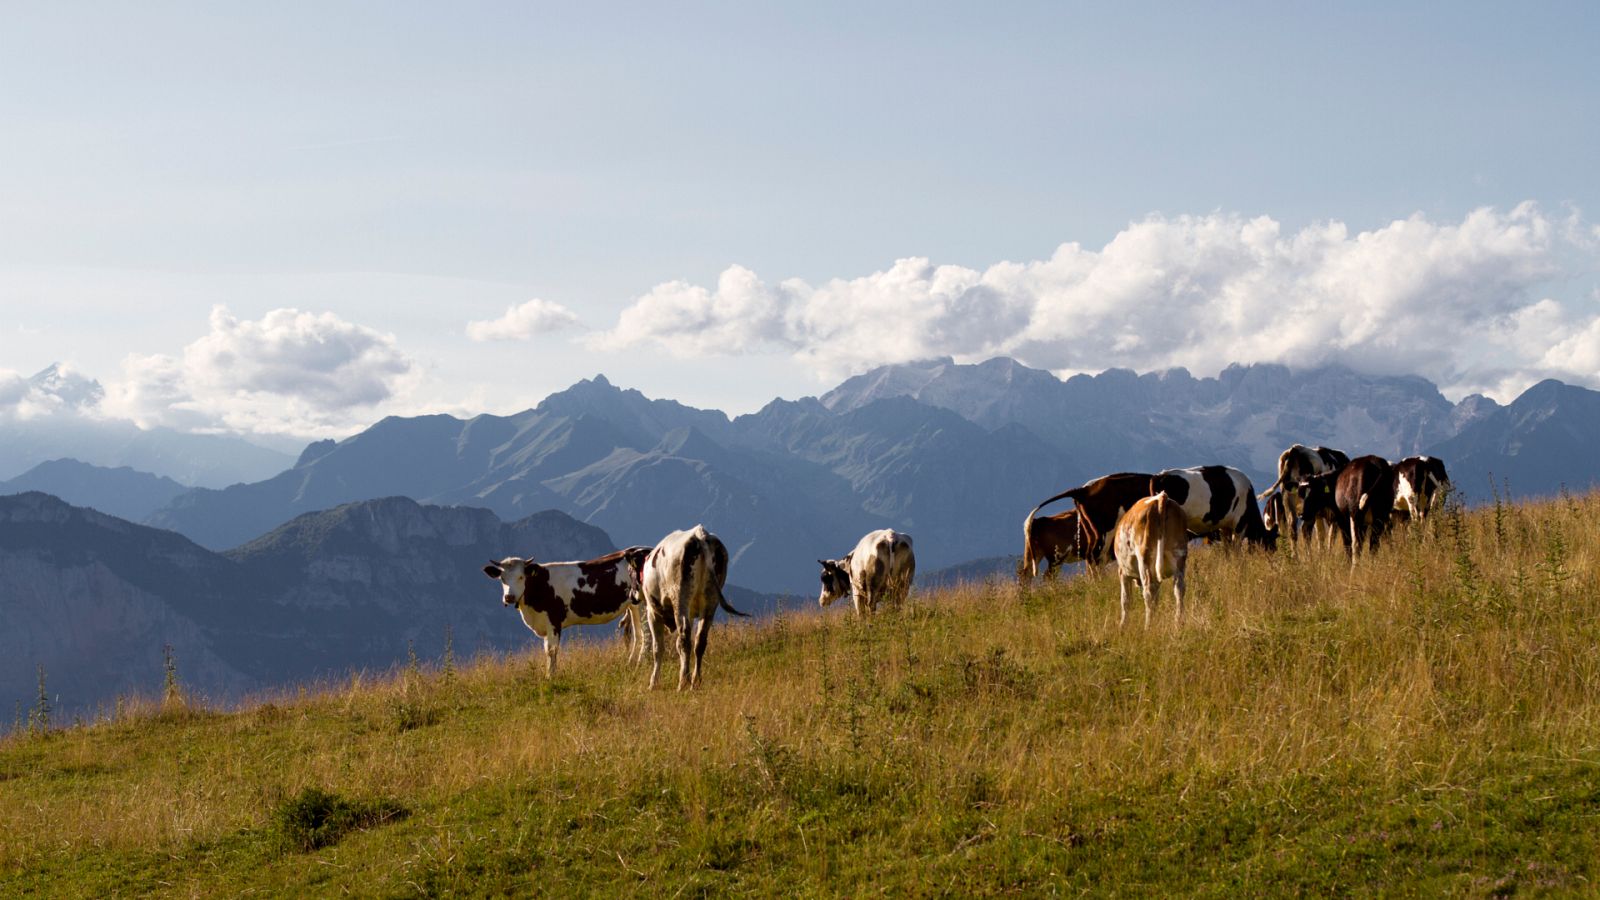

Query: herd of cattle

[484,444,1450,688]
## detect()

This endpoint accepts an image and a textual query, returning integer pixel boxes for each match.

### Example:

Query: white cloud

[102,306,417,436]
[466,298,581,342]
[593,203,1599,400]
[0,363,104,420]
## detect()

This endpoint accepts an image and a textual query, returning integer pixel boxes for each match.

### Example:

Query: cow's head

[1296,473,1339,526]
[483,556,540,607]
[817,556,851,607]
[622,546,652,600]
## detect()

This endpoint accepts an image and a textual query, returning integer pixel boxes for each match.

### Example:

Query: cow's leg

[647,608,667,690]
[851,593,866,619]
[544,631,560,678]
[1118,574,1132,627]
[691,609,715,688]
[675,606,694,691]
[1141,568,1156,630]
[1173,561,1186,625]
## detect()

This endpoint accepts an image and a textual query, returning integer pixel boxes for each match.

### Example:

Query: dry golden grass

[3,491,1600,894]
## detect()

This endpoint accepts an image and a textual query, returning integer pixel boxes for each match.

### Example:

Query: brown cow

[1028,473,1156,566]
[1020,507,1094,581]
[1113,492,1190,628]
[1336,455,1396,560]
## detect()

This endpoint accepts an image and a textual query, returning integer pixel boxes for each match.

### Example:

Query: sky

[1,2,1597,440]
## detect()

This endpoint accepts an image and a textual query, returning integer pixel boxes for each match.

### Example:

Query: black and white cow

[1149,465,1276,550]
[634,525,749,691]
[1265,444,1349,542]
[1392,456,1450,523]
[818,529,915,616]
[483,546,651,677]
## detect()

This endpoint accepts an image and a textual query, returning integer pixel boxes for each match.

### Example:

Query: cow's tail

[1359,491,1371,511]
[1021,512,1039,579]
[1151,492,1168,577]
[718,592,751,617]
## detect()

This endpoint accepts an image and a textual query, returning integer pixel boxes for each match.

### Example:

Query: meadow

[3,492,1600,896]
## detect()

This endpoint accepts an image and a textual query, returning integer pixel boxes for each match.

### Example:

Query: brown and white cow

[1114,492,1190,628]
[634,525,749,690]
[1391,455,1450,523]
[1265,444,1349,543]
[818,529,915,616]
[1149,465,1276,550]
[1020,507,1094,581]
[1336,455,1396,560]
[483,546,651,677]
[1030,473,1156,566]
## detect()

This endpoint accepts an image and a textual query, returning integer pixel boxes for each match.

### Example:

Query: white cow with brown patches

[817,529,915,617]
[632,525,749,690]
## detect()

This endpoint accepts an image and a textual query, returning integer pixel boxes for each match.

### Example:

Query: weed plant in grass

[3,494,1600,895]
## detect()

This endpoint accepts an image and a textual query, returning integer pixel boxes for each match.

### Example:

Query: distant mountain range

[124,357,1589,595]
[6,357,1599,717]
[0,458,188,522]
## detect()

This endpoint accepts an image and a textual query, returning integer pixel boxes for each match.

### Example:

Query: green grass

[4,494,1600,896]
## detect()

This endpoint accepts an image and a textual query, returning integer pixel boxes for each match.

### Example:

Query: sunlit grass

[4,493,1600,894]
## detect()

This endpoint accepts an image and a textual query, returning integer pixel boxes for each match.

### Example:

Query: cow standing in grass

[1265,444,1349,544]
[1392,456,1450,523]
[1149,465,1277,551]
[634,525,748,690]
[1029,473,1157,567]
[1021,507,1094,581]
[483,547,651,677]
[1114,492,1190,628]
[818,529,916,616]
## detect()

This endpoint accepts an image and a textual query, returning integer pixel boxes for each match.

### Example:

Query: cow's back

[1336,456,1395,518]
[1116,493,1186,581]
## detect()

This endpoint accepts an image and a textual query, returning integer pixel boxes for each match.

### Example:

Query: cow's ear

[522,560,541,574]
[483,564,503,579]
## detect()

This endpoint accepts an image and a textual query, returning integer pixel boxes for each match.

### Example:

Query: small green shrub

[271,786,408,853]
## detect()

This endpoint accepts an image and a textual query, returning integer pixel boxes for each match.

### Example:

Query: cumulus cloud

[102,306,416,436]
[466,298,581,342]
[592,203,1599,400]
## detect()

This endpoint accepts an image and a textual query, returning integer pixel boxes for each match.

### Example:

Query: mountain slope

[1429,379,1600,498]
[0,493,619,717]
[0,459,188,522]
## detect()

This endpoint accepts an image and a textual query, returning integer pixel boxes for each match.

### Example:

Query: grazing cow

[1261,488,1288,535]
[1335,455,1396,559]
[634,525,749,690]
[1029,473,1156,566]
[1114,492,1190,628]
[1149,465,1277,551]
[483,546,651,677]
[818,529,916,616]
[1392,456,1450,523]
[1295,471,1342,547]
[1266,444,1349,542]
[1021,507,1094,581]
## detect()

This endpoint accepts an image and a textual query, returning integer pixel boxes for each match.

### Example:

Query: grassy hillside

[5,493,1600,896]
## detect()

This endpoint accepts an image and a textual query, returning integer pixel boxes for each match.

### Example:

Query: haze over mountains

[5,356,1599,718]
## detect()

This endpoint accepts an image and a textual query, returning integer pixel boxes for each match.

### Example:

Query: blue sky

[2,2,1597,437]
